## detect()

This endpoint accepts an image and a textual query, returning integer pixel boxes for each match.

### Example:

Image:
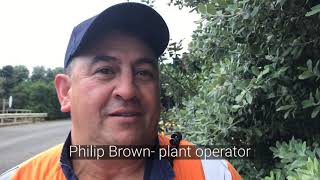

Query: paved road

[0,120,71,174]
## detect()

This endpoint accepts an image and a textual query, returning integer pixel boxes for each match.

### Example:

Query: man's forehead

[66,31,159,74]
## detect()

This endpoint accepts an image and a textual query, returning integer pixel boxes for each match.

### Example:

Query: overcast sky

[0,0,199,72]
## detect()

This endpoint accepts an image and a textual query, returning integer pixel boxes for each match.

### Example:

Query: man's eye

[95,68,115,75]
[136,70,154,80]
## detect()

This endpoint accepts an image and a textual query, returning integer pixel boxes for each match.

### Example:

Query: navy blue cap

[64,2,170,69]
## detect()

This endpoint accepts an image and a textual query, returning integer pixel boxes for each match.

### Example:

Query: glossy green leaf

[246,92,253,104]
[217,0,227,7]
[307,60,313,71]
[276,105,293,111]
[251,6,259,17]
[311,106,320,118]
[251,66,260,76]
[298,71,314,80]
[306,4,320,16]
[206,4,216,15]
[315,89,320,100]
[302,99,315,109]
[198,3,207,14]
[232,105,242,110]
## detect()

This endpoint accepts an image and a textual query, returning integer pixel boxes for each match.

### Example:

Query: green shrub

[160,0,320,178]
[263,138,320,180]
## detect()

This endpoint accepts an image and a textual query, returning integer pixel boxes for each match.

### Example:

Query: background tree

[13,65,29,84]
[0,65,68,119]
[11,81,31,109]
[31,66,46,82]
[45,67,64,82]
[157,0,320,179]
[0,77,4,98]
[0,65,15,98]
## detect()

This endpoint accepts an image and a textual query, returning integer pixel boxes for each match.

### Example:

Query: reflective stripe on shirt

[201,159,232,180]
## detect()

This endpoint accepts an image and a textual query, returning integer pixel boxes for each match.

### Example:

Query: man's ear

[54,74,71,112]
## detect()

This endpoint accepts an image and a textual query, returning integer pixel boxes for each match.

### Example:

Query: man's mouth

[109,113,141,117]
[109,110,142,117]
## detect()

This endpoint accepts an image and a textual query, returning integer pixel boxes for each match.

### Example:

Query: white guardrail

[0,113,48,125]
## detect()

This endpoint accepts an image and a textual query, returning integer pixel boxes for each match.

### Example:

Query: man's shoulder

[20,143,64,167]
[0,166,19,180]
[0,144,64,180]
[158,134,242,179]
[201,159,242,180]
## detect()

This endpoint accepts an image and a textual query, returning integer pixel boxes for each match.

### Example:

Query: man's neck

[72,159,145,180]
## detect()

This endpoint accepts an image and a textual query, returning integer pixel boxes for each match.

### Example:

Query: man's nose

[113,74,138,101]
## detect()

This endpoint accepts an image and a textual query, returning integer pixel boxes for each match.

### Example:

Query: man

[0,2,241,180]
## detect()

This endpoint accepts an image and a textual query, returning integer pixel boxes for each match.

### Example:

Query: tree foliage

[263,138,320,180]
[159,0,320,178]
[0,65,67,119]
[0,65,15,98]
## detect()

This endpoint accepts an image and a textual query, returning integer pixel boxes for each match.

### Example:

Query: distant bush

[0,65,69,120]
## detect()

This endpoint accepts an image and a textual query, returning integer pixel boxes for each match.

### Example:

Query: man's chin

[115,132,149,145]
[99,130,150,145]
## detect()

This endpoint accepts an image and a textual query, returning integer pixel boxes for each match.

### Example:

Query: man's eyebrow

[134,58,158,69]
[89,56,158,69]
[90,55,118,66]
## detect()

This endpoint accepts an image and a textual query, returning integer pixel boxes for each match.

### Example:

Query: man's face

[61,32,160,145]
